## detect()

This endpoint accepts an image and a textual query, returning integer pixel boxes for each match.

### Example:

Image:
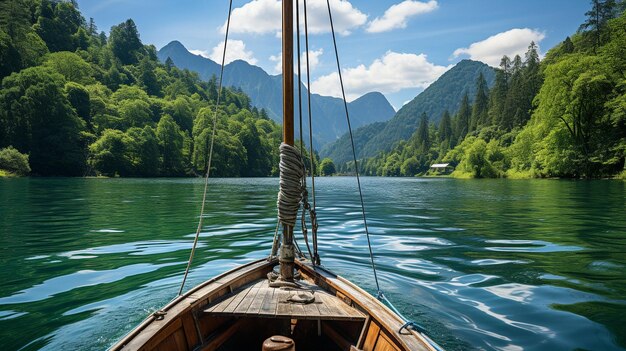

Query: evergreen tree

[415,112,430,153]
[438,110,453,144]
[579,0,619,50]
[109,19,143,65]
[470,72,489,131]
[562,36,575,53]
[455,93,471,141]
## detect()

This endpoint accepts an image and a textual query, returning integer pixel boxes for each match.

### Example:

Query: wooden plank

[363,321,381,351]
[375,333,401,351]
[246,286,269,314]
[314,293,333,317]
[301,295,320,318]
[141,318,183,351]
[222,285,253,314]
[276,289,292,316]
[207,293,239,314]
[234,285,260,315]
[181,313,199,349]
[172,329,188,351]
[259,286,277,317]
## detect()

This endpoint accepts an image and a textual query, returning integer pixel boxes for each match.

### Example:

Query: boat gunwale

[109,258,274,350]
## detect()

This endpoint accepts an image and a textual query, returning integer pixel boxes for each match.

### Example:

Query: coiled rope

[178,0,233,296]
[277,143,305,227]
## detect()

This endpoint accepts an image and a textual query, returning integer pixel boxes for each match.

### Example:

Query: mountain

[157,41,396,147]
[320,60,495,163]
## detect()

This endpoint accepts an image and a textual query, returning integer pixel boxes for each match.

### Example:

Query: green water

[0,177,624,351]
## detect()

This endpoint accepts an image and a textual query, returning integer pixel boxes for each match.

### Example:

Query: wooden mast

[279,0,295,284]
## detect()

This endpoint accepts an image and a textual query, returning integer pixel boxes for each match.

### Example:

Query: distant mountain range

[320,60,496,163]
[157,41,396,147]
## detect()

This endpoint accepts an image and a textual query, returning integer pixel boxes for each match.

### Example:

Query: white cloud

[453,28,545,67]
[269,49,324,75]
[209,40,258,65]
[304,0,367,35]
[367,0,438,33]
[189,49,210,58]
[222,0,367,36]
[269,53,282,74]
[311,51,450,101]
[302,48,324,72]
[220,0,281,35]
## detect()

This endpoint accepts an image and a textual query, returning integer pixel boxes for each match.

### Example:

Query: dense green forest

[352,1,626,179]
[0,0,283,177]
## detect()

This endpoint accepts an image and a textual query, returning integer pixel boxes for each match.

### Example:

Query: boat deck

[204,278,365,321]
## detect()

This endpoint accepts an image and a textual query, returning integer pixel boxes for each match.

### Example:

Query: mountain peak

[160,40,187,52]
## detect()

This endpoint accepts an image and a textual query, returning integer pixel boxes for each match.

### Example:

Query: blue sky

[77,0,590,109]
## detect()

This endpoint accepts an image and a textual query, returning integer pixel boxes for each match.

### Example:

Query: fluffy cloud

[303,0,367,35]
[453,28,545,67]
[222,0,367,36]
[367,0,438,33]
[269,48,324,75]
[208,40,258,65]
[189,49,210,58]
[311,51,450,100]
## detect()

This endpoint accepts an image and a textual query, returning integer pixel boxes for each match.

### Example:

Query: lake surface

[0,177,624,351]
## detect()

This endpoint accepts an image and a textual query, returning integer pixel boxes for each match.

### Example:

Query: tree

[0,67,86,175]
[34,0,83,52]
[65,82,91,127]
[88,129,131,176]
[470,72,489,131]
[579,0,619,50]
[156,114,185,175]
[0,146,30,175]
[562,36,575,53]
[456,138,497,178]
[109,19,143,65]
[530,54,612,177]
[125,126,160,176]
[489,56,511,128]
[138,56,161,96]
[320,158,336,176]
[438,110,453,144]
[455,93,471,141]
[119,99,152,128]
[415,112,430,153]
[401,157,419,176]
[43,52,93,84]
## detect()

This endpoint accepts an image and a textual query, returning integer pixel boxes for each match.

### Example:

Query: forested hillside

[357,1,626,179]
[0,0,281,177]
[321,60,495,164]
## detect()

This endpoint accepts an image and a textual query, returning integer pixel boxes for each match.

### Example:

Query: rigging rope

[303,0,320,265]
[295,0,314,262]
[178,0,233,296]
[325,0,380,293]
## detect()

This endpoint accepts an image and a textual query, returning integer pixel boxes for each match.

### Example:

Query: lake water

[0,177,624,351]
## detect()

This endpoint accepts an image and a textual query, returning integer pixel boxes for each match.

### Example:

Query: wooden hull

[110,259,439,351]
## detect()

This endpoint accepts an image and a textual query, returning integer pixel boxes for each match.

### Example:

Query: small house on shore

[430,163,453,174]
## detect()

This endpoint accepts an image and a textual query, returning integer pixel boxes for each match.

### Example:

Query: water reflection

[0,177,624,351]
